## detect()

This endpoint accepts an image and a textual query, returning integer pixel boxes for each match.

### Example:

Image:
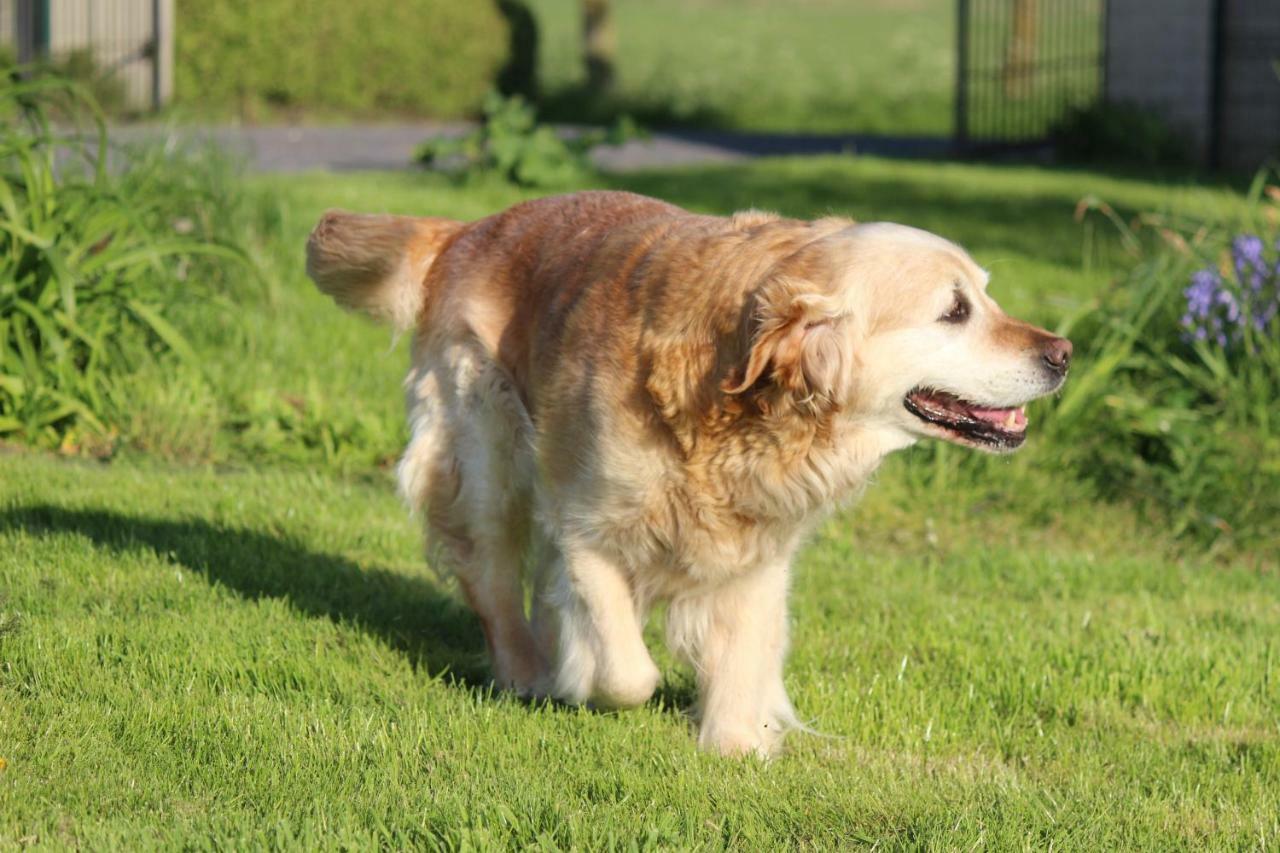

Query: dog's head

[728,222,1071,453]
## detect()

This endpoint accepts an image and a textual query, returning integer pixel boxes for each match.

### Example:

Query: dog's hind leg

[400,344,547,695]
[453,522,545,694]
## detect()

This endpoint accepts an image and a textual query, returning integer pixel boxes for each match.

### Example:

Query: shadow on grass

[1,504,491,687]
[606,162,1104,272]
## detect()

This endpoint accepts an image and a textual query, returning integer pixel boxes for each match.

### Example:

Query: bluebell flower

[1232,235,1266,293]
[1181,234,1279,348]
[1183,268,1219,318]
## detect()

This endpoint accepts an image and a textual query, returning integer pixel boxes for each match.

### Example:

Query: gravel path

[110,123,953,173]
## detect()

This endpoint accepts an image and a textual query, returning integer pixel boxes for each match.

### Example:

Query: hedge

[174,0,510,118]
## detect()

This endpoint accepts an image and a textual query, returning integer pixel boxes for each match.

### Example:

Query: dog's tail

[305,210,463,331]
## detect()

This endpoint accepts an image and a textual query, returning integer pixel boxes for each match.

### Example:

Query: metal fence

[0,0,172,110]
[956,0,1108,148]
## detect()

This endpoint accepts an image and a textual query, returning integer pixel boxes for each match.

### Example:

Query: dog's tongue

[969,405,1027,431]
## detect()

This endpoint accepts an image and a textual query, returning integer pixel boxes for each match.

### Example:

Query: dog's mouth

[903,388,1028,451]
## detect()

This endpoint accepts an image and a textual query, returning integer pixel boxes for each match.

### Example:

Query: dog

[306,190,1071,756]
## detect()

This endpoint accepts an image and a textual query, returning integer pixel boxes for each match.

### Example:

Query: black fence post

[1208,0,1225,170]
[955,0,971,151]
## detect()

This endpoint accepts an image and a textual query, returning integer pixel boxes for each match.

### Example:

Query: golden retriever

[306,190,1071,756]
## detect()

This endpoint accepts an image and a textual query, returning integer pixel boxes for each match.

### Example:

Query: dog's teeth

[1004,410,1018,429]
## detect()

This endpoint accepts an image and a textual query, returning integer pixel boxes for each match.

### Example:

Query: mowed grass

[3,158,1275,847]
[4,452,1278,847]
[528,0,956,134]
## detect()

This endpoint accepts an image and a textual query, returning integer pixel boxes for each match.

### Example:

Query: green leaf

[125,300,197,364]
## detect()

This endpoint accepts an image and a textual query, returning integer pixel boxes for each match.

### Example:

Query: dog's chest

[585,474,805,591]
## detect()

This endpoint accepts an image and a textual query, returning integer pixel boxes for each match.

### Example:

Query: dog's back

[305,191,681,336]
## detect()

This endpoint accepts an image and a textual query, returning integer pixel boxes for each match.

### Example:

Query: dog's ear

[723,280,852,404]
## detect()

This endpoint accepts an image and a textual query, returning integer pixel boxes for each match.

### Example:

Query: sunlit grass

[2,447,1277,847]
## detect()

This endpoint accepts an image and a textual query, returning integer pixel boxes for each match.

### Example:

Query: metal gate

[1,0,173,110]
[955,0,1108,149]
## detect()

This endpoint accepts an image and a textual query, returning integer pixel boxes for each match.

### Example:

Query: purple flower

[1232,234,1266,293]
[1181,235,1280,348]
[1216,288,1240,322]
[1184,268,1220,318]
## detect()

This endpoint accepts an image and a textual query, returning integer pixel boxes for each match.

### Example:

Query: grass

[527,0,956,134]
[3,451,1278,847]
[3,156,1276,847]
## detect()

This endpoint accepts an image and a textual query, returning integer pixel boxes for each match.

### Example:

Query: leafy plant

[1052,102,1191,168]
[0,71,243,450]
[1045,175,1280,550]
[416,92,641,187]
[174,0,508,120]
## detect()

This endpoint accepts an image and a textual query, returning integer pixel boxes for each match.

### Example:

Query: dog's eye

[940,292,970,325]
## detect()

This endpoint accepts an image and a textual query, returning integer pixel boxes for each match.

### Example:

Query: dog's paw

[591,657,661,709]
[550,650,660,709]
[698,703,798,758]
[698,722,785,759]
[550,647,597,705]
[492,647,552,699]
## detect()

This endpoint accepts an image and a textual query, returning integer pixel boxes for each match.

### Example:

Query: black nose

[1042,337,1073,375]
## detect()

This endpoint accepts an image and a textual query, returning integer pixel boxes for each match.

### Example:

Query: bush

[0,72,247,451]
[1052,102,1191,168]
[174,0,510,119]
[417,92,640,187]
[1045,178,1280,551]
[1,48,130,117]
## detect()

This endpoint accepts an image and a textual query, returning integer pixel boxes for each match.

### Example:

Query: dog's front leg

[544,542,661,709]
[669,559,799,757]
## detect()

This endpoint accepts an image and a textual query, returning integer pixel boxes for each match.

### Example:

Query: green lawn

[3,158,1275,848]
[528,0,956,134]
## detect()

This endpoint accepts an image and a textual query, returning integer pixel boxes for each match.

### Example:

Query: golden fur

[306,190,1070,756]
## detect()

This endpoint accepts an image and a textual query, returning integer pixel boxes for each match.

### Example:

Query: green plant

[0,72,242,450]
[1045,175,1280,550]
[174,0,509,120]
[1052,101,1191,168]
[44,49,130,116]
[416,92,640,187]
[1,48,131,117]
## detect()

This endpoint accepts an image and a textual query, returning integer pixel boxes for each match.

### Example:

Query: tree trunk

[1004,0,1037,98]
[583,0,615,94]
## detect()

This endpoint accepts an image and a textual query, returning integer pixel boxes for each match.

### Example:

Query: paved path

[111,123,954,173]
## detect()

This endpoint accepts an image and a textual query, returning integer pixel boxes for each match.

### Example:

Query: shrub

[0,72,246,451]
[1052,102,1191,168]
[416,92,640,187]
[174,0,510,119]
[1,48,130,117]
[1046,178,1280,550]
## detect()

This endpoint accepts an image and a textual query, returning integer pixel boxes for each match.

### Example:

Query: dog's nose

[1042,337,1073,374]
